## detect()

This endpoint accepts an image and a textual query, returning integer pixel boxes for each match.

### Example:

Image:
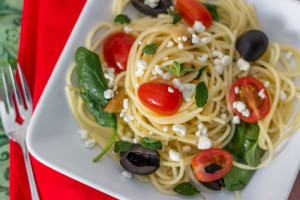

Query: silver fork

[0,64,39,200]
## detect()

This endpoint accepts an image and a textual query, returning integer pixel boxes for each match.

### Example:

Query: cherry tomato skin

[230,76,271,123]
[176,0,213,28]
[103,32,135,73]
[138,82,183,115]
[192,148,233,182]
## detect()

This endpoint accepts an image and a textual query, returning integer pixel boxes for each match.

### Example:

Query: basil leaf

[114,140,133,153]
[142,43,158,55]
[173,182,200,196]
[194,66,207,80]
[160,67,176,74]
[140,137,162,150]
[181,68,197,73]
[114,14,131,25]
[245,142,265,167]
[173,61,182,75]
[167,8,182,24]
[75,47,117,129]
[195,82,208,107]
[203,3,219,22]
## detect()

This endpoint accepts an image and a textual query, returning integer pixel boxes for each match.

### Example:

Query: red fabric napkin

[10,0,117,199]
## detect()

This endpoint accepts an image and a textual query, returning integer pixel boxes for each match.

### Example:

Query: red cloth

[10,0,117,199]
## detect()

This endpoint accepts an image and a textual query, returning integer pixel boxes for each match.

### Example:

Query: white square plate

[27,0,300,199]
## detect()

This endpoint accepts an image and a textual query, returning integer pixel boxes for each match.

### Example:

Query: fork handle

[21,141,40,200]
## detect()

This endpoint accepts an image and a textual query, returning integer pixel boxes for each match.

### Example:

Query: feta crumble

[121,136,132,142]
[121,170,133,179]
[193,21,205,33]
[191,34,200,44]
[198,137,212,149]
[221,55,232,66]
[163,126,169,132]
[237,58,250,71]
[280,91,287,100]
[215,65,223,75]
[135,82,140,88]
[123,26,132,34]
[221,113,227,119]
[182,145,192,153]
[235,87,239,94]
[198,54,208,64]
[285,51,293,60]
[168,87,174,93]
[172,124,187,135]
[137,60,147,69]
[233,101,250,117]
[104,89,114,99]
[264,81,270,88]
[182,36,188,42]
[200,37,211,44]
[172,79,196,101]
[124,114,135,122]
[232,115,240,124]
[84,139,96,149]
[123,98,129,110]
[78,129,88,140]
[166,41,174,48]
[133,137,140,144]
[178,42,184,49]
[169,149,181,161]
[258,89,266,99]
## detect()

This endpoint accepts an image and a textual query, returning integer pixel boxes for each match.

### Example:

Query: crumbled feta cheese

[280,91,287,100]
[168,87,174,93]
[200,37,211,44]
[163,72,172,80]
[120,110,126,118]
[187,28,194,34]
[237,58,250,71]
[135,68,144,77]
[148,131,153,135]
[213,59,220,65]
[124,26,132,34]
[138,41,142,45]
[221,113,227,119]
[163,126,169,132]
[84,139,96,149]
[178,42,184,49]
[133,137,140,144]
[137,60,147,69]
[172,124,187,135]
[104,89,114,99]
[233,101,246,112]
[121,170,133,179]
[121,136,132,142]
[215,65,223,75]
[212,50,220,57]
[221,55,232,66]
[150,76,158,80]
[235,87,239,94]
[182,36,188,42]
[241,109,250,117]
[193,21,205,33]
[135,82,140,88]
[264,81,270,88]
[104,73,115,81]
[177,36,182,41]
[123,98,129,110]
[166,41,174,48]
[169,149,181,161]
[124,114,134,122]
[172,79,196,101]
[78,129,88,140]
[198,137,212,149]
[198,54,208,63]
[195,130,201,136]
[191,34,200,44]
[182,145,192,152]
[232,115,240,124]
[285,51,293,60]
[258,89,266,99]
[197,123,208,135]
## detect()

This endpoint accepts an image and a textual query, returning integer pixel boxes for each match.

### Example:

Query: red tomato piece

[176,0,213,28]
[103,32,135,73]
[229,76,271,123]
[138,82,183,115]
[192,148,233,182]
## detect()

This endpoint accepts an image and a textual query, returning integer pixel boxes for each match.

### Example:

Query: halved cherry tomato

[103,32,135,73]
[229,76,271,123]
[192,148,233,182]
[138,82,182,115]
[176,0,213,28]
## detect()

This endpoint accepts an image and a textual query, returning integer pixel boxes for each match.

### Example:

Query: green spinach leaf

[173,182,200,196]
[140,137,162,150]
[114,140,133,153]
[203,3,219,22]
[195,82,208,107]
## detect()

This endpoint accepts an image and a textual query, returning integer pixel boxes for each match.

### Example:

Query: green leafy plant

[161,61,196,77]
[203,3,219,22]
[140,137,162,150]
[114,140,133,153]
[173,182,201,196]
[114,14,131,24]
[195,82,208,107]
[167,8,182,24]
[142,43,158,55]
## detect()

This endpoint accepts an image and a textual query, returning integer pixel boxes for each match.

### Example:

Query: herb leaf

[194,66,207,80]
[195,82,208,107]
[140,137,162,150]
[173,182,200,196]
[161,61,196,77]
[114,14,131,24]
[114,140,133,153]
[142,43,158,55]
[203,3,219,22]
[75,47,118,162]
[167,8,182,24]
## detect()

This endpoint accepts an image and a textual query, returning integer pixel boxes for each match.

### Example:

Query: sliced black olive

[120,144,160,175]
[204,163,222,174]
[235,30,269,61]
[201,178,225,191]
[130,0,173,16]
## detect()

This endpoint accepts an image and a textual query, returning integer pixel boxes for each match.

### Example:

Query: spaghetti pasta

[65,0,300,197]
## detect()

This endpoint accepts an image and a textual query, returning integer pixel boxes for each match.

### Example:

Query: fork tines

[0,64,32,123]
